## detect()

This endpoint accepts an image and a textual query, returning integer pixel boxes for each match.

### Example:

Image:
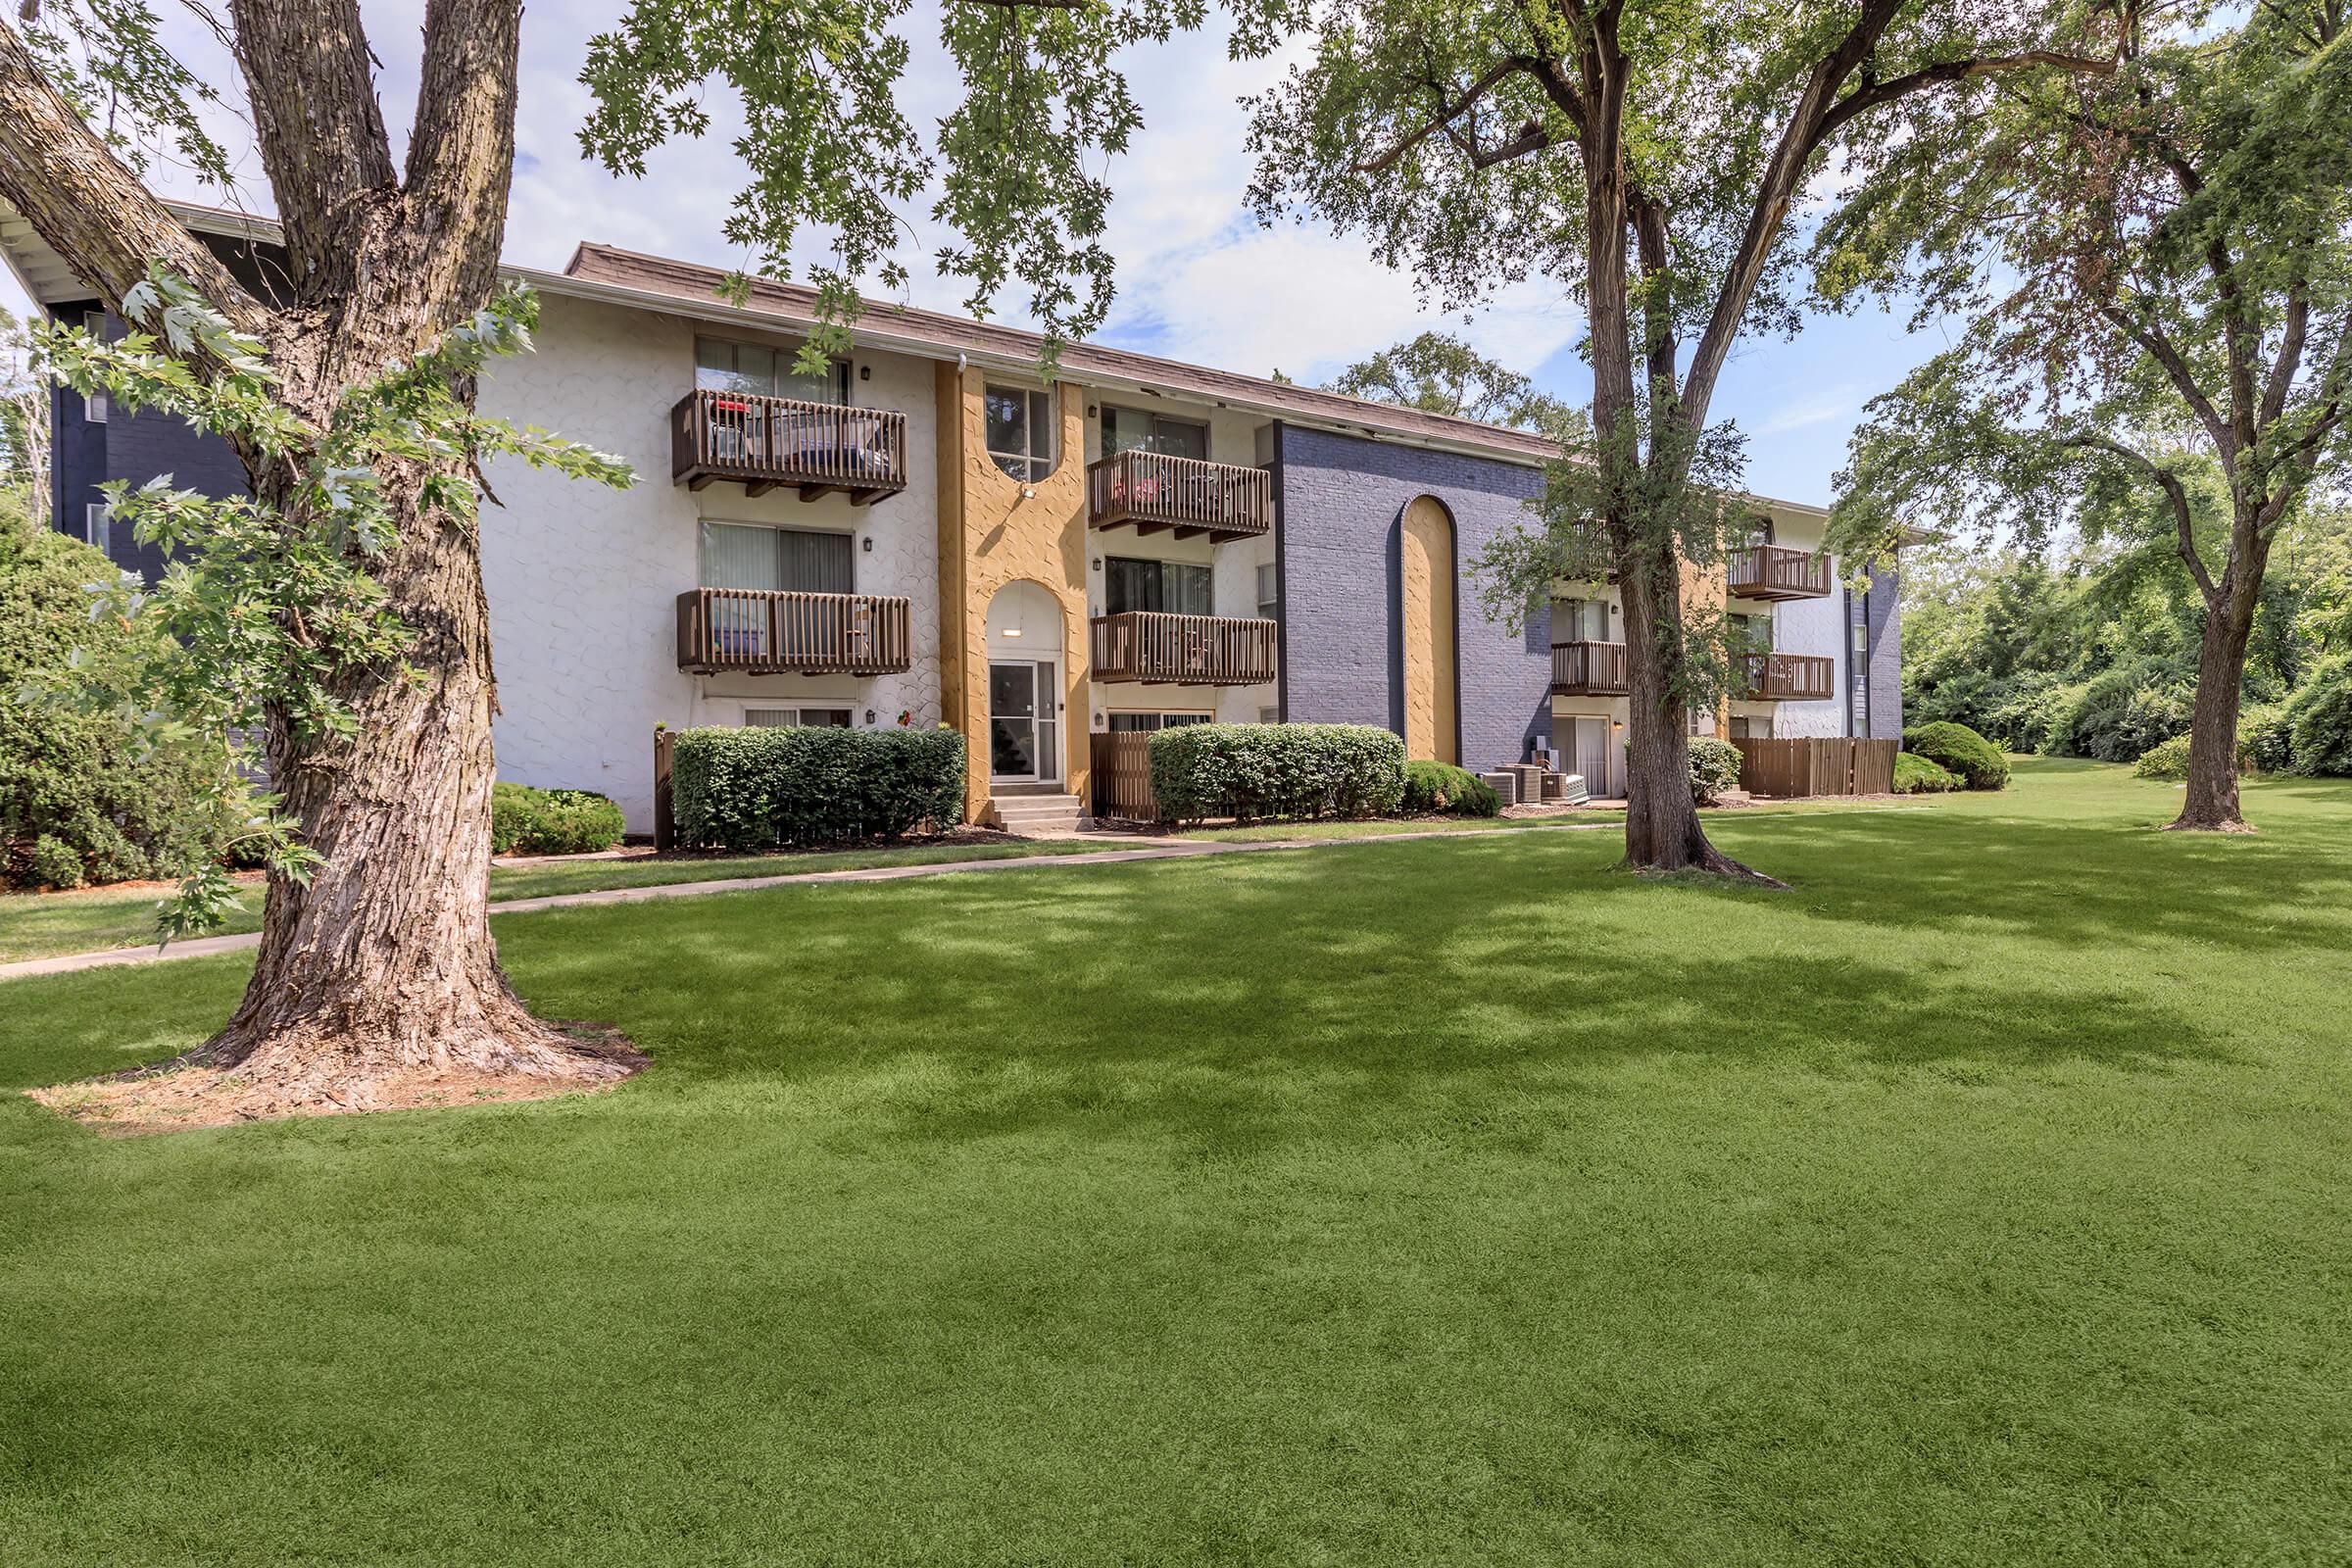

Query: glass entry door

[1569,715,1621,798]
[989,661,1060,783]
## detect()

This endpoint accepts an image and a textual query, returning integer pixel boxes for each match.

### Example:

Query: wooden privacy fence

[1732,737,1897,798]
[1090,731,1161,823]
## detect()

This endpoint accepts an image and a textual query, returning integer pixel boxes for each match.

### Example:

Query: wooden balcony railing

[1090,612,1276,685]
[1087,451,1274,542]
[1737,652,1836,702]
[1550,640,1630,696]
[676,588,912,675]
[671,389,908,502]
[1727,545,1832,601]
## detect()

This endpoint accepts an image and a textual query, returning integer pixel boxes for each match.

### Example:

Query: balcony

[1090,612,1276,685]
[1727,545,1832,601]
[676,588,912,675]
[1087,451,1273,543]
[671,389,908,503]
[1550,640,1629,696]
[1738,652,1836,702]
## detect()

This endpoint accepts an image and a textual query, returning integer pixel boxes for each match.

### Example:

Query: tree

[1245,0,2130,876]
[1327,330,1573,429]
[1827,2,2352,830]
[0,307,44,531]
[0,0,1234,1111]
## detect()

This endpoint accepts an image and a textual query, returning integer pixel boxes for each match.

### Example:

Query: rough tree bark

[0,3,629,1102]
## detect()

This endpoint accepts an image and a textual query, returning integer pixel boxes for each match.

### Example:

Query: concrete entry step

[990,781,1072,798]
[981,793,1089,834]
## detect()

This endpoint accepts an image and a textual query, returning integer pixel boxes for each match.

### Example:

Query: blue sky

[2,0,1961,508]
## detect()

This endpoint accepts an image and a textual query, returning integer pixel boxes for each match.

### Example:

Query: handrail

[1086,450,1274,539]
[675,587,913,674]
[671,388,908,494]
[1090,611,1277,685]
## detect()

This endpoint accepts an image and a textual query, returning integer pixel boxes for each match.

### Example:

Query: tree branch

[2098,302,2235,459]
[2064,431,2220,603]
[0,19,266,333]
[403,0,522,321]
[1817,44,2125,145]
[224,0,396,290]
[1353,56,1546,173]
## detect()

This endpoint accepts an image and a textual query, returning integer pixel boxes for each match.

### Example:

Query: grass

[0,837,1127,963]
[3,758,2349,1565]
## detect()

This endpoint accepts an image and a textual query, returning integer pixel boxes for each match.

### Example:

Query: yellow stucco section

[1684,555,1732,732]
[934,366,1091,819]
[1400,496,1460,765]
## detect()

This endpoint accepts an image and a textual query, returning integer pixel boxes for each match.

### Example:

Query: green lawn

[0,837,1126,963]
[3,759,2349,1565]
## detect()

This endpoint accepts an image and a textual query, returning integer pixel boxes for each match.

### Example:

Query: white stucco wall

[474,292,942,832]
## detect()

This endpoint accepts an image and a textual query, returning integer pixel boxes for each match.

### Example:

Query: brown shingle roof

[561,242,1561,466]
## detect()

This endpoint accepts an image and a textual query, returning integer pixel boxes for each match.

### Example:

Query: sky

[1,0,1966,508]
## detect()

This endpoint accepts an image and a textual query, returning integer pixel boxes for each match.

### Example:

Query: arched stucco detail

[934,365,1090,817]
[1399,495,1460,764]
[985,578,1067,651]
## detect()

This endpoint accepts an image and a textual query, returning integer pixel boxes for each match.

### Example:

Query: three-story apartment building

[4,200,1902,832]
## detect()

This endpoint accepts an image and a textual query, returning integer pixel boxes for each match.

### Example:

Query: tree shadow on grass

[476,834,2241,1153]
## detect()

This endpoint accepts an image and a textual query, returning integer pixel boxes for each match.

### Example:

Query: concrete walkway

[2,819,1635,983]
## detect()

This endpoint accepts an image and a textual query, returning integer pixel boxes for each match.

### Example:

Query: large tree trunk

[2172,562,2262,833]
[2,5,632,1110]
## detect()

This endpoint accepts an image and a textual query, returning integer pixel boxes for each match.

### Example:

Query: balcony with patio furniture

[670,389,908,503]
[1086,451,1274,543]
[1089,612,1277,685]
[1737,652,1836,702]
[675,588,913,675]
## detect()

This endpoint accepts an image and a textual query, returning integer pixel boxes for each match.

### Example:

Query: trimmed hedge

[1402,760,1500,816]
[1893,752,1961,793]
[2132,734,2192,781]
[491,783,627,856]
[1149,723,1405,825]
[671,724,965,851]
[2239,703,2296,774]
[1902,721,2010,790]
[1688,737,1743,805]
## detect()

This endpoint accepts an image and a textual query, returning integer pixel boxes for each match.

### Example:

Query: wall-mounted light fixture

[864,709,876,725]
[1090,557,1101,571]
[1002,627,1023,639]
[861,536,874,553]
[1086,404,1098,418]
[858,365,871,381]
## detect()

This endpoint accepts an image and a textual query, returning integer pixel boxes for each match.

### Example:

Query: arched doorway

[983,580,1066,784]
[1399,496,1460,764]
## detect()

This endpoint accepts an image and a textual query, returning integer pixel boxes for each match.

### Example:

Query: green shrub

[670,724,965,851]
[2132,733,2193,781]
[0,514,236,890]
[2040,659,2194,761]
[1902,720,2010,790]
[491,783,627,857]
[1892,752,1960,793]
[2284,657,2352,776]
[1401,760,1500,816]
[1149,722,1405,825]
[1688,737,1742,805]
[2239,703,2296,774]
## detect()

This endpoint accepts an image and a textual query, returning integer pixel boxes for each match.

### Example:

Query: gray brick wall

[1866,562,1903,740]
[1274,423,1552,771]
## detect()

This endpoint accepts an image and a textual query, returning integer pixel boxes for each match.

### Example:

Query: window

[699,522,855,595]
[1104,557,1212,616]
[1555,597,1616,643]
[1255,563,1279,619]
[1852,621,1870,654]
[84,503,111,555]
[1257,707,1280,724]
[1731,612,1774,654]
[1102,406,1207,461]
[1107,711,1211,733]
[695,335,841,404]
[84,390,108,424]
[985,385,1056,480]
[744,708,853,728]
[1730,714,1772,740]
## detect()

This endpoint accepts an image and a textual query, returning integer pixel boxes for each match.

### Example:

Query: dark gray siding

[1866,562,1903,740]
[1274,423,1551,772]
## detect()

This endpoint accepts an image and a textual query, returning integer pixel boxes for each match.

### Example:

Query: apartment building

[3,201,1902,833]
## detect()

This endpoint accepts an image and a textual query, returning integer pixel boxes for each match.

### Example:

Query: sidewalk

[2,818,1631,983]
